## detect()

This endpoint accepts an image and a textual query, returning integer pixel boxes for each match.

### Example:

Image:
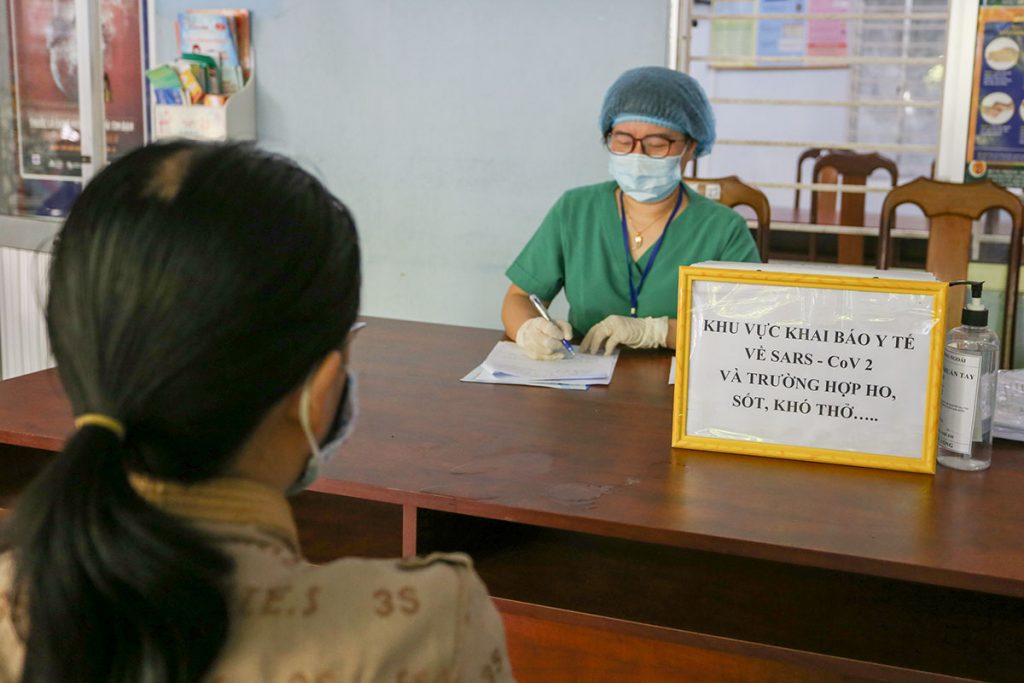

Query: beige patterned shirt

[0,476,514,683]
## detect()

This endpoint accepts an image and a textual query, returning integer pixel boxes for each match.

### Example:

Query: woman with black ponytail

[0,141,513,683]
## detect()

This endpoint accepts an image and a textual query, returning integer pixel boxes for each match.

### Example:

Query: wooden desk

[1,318,1022,682]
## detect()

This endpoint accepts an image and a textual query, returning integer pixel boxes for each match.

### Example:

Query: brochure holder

[152,64,255,142]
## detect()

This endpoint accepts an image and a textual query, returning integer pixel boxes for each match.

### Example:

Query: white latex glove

[580,315,669,355]
[515,316,574,360]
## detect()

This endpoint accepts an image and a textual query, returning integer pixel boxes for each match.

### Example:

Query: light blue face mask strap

[335,372,357,435]
[286,379,324,496]
[297,378,322,464]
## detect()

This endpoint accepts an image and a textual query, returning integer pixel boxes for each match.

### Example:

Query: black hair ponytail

[7,426,231,683]
[1,141,361,683]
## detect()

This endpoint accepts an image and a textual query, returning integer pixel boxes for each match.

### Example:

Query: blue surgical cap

[599,67,716,158]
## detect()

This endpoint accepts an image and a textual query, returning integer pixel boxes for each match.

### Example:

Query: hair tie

[74,413,126,442]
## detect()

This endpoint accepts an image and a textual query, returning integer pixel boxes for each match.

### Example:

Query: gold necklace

[619,187,682,251]
[618,187,684,250]
[629,221,661,250]
[626,212,670,250]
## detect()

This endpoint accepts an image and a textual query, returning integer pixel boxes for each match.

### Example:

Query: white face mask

[607,152,683,203]
[287,372,357,495]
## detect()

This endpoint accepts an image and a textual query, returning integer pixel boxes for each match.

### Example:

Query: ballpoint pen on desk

[528,293,576,358]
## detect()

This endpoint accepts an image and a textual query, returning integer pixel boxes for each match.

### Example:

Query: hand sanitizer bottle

[937,281,999,471]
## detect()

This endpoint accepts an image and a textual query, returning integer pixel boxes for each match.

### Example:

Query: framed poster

[672,264,947,473]
[965,5,1024,187]
[9,0,146,181]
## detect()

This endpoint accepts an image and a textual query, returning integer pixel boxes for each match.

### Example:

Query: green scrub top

[506,181,761,337]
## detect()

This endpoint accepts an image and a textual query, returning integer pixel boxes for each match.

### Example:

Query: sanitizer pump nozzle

[948,280,988,327]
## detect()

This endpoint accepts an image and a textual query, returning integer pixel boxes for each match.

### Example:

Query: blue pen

[528,294,576,358]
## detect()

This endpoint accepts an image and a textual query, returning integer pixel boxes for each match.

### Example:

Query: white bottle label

[938,349,982,456]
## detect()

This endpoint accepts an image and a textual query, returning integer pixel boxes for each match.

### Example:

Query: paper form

[460,365,590,391]
[481,342,617,382]
[461,341,618,390]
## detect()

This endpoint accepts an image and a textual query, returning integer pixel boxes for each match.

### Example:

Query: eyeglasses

[604,131,685,158]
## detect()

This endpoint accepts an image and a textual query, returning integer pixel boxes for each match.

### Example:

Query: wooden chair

[793,147,829,213]
[878,177,1024,368]
[811,151,899,265]
[685,175,771,262]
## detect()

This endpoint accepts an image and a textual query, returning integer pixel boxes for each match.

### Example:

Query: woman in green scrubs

[501,66,761,359]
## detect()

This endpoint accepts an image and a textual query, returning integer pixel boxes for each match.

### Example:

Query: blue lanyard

[619,185,685,317]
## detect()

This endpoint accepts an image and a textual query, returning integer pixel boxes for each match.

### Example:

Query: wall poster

[710,0,849,68]
[9,0,146,181]
[965,3,1024,188]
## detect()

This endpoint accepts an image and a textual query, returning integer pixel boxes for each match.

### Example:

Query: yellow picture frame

[672,266,948,474]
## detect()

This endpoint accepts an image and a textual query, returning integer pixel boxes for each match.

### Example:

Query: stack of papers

[994,369,1024,441]
[461,341,618,390]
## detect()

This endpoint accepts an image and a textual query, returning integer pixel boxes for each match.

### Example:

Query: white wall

[155,0,671,327]
[151,3,864,329]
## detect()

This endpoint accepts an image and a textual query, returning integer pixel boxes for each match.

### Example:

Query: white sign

[674,265,947,473]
